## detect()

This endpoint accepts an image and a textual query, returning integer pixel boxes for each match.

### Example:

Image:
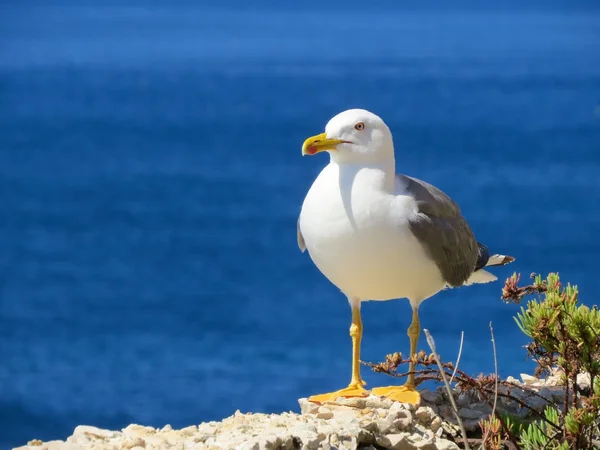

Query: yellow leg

[309,304,369,403]
[371,306,421,405]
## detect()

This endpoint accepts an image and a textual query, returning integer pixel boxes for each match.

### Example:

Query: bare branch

[424,328,470,450]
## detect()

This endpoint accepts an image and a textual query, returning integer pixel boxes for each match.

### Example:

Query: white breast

[300,163,445,303]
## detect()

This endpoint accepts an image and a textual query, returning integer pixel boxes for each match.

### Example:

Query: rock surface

[14,396,460,450]
[14,370,579,450]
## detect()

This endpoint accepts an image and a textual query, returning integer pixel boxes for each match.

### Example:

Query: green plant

[366,272,600,449]
[479,415,503,450]
[503,273,600,449]
[519,406,566,450]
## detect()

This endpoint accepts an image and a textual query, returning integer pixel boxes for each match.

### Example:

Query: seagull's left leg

[371,303,421,405]
[309,296,369,403]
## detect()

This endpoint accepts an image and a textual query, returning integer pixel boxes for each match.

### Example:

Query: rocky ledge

[16,372,584,450]
[16,397,458,450]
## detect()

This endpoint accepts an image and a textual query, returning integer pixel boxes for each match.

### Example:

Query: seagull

[297,109,514,405]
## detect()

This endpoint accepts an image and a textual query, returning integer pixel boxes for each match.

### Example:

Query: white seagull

[297,109,514,404]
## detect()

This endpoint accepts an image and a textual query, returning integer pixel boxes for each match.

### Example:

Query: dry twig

[424,328,471,450]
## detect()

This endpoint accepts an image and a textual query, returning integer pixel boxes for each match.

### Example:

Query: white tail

[464,269,498,285]
[486,254,515,267]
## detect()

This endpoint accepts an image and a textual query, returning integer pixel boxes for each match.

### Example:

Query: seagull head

[301,109,394,164]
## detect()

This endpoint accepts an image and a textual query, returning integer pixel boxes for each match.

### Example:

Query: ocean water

[1,2,600,448]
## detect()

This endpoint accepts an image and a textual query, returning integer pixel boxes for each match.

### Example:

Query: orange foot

[370,385,421,405]
[308,382,369,404]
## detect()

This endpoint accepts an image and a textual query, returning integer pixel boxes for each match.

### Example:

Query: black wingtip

[475,242,490,271]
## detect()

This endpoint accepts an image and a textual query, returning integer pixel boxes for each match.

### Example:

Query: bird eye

[354,122,365,131]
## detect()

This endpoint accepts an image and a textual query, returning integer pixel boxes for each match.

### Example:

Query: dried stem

[450,331,464,385]
[424,329,470,450]
[482,322,500,449]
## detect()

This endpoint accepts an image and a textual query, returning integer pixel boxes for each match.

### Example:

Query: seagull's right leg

[308,296,369,403]
[371,302,421,405]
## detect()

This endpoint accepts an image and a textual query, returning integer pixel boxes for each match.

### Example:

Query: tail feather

[485,254,515,267]
[465,269,497,285]
[467,244,515,286]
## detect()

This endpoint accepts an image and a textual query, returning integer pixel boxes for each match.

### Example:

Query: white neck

[330,159,396,194]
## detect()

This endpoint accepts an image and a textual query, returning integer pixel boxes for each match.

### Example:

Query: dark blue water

[1,3,600,448]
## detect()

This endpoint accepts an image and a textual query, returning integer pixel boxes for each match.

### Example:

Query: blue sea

[1,2,600,448]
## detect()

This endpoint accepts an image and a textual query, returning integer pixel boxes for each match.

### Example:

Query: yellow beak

[302,132,348,156]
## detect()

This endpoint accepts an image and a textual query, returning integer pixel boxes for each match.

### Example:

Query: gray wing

[397,174,480,287]
[297,216,306,253]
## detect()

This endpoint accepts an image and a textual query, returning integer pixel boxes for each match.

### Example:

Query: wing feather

[397,174,479,287]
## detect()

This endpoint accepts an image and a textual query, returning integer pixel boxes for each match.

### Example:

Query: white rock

[73,426,117,440]
[415,407,436,424]
[520,373,539,385]
[316,406,333,420]
[329,432,340,447]
[429,416,443,433]
[333,407,361,423]
[122,424,156,436]
[415,441,438,450]
[376,432,410,450]
[339,397,368,409]
[302,430,325,449]
[435,438,460,450]
[257,434,283,450]
[393,416,412,431]
[44,443,82,450]
[366,396,393,409]
[27,385,557,450]
[577,372,591,390]
[121,437,146,449]
[376,414,396,434]
[298,398,320,415]
[541,369,563,387]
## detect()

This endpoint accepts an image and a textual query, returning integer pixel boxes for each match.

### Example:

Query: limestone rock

[415,407,436,425]
[520,373,539,385]
[435,438,460,450]
[73,425,117,440]
[22,374,585,450]
[577,372,591,391]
